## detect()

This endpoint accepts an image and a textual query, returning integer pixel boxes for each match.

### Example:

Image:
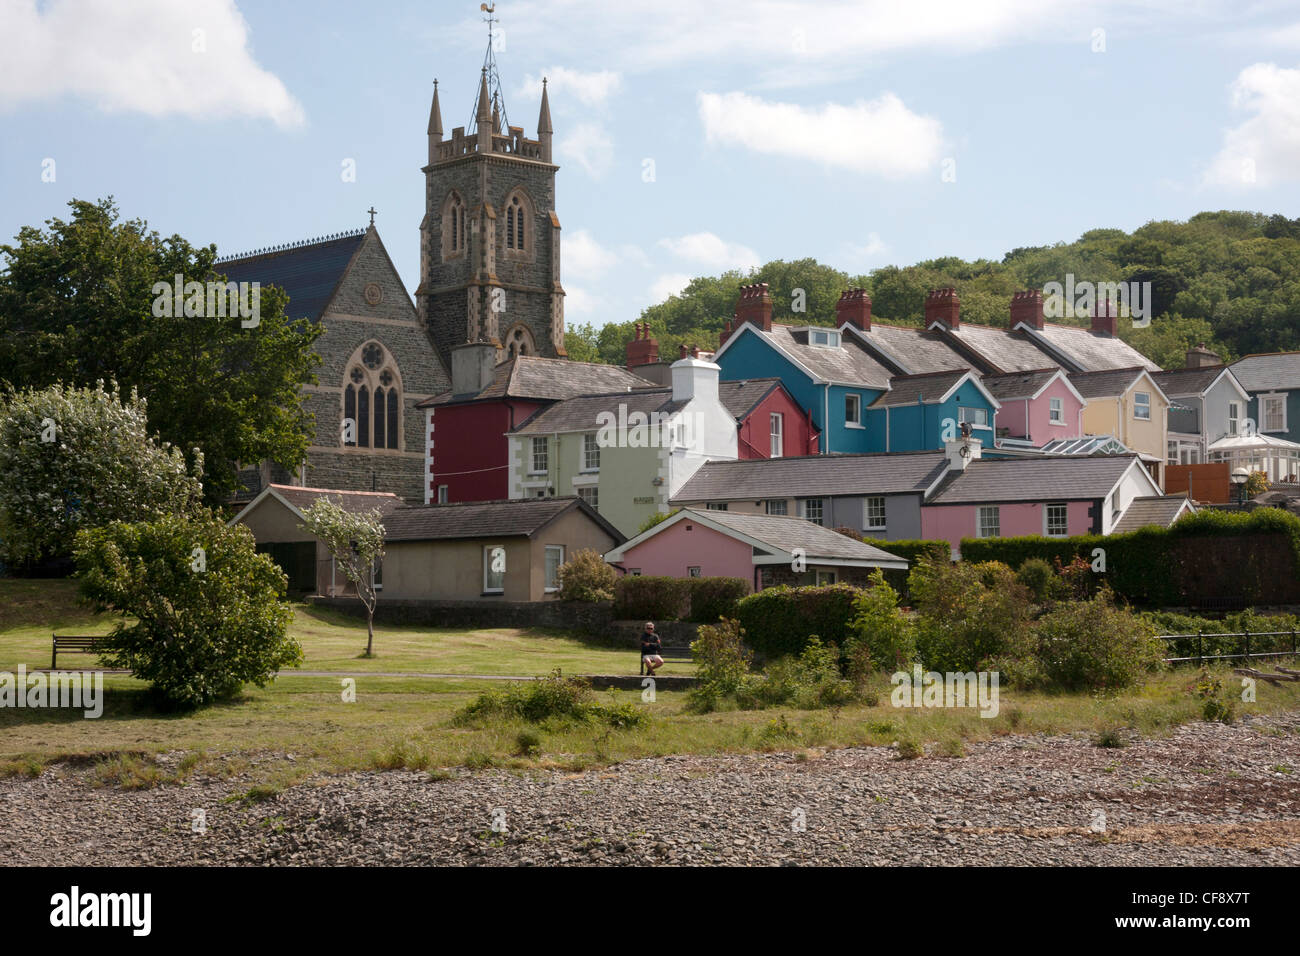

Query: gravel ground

[3,714,1299,866]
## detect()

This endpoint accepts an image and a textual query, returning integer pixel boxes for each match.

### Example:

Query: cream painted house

[505,356,738,536]
[1068,368,1169,488]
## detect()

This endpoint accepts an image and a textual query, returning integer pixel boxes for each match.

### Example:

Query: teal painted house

[1231,353,1300,446]
[713,286,894,455]
[863,370,1000,453]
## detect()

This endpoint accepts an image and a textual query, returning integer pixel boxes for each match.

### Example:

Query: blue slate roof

[216,230,366,322]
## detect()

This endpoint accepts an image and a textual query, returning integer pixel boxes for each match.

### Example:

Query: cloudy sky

[2,0,1299,328]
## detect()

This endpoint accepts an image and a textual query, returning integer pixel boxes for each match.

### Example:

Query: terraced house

[672,432,1172,559]
[504,355,738,535]
[713,284,1165,460]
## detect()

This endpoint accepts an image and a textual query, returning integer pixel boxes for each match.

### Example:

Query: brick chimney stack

[734,283,773,332]
[1185,342,1221,369]
[625,322,659,368]
[925,287,961,330]
[1091,300,1118,338]
[718,318,734,350]
[1010,290,1044,330]
[836,289,872,331]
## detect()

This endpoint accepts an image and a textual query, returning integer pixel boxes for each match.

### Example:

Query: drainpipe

[1024,398,1029,443]
[885,405,891,452]
[823,385,830,455]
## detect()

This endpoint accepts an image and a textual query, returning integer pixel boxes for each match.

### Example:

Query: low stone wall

[608,619,702,648]
[310,596,614,635]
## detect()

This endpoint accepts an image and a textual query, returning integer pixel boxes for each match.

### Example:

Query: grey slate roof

[1151,366,1231,397]
[1066,367,1151,399]
[869,370,972,407]
[844,323,976,375]
[672,452,948,502]
[508,380,785,435]
[748,324,894,388]
[419,356,656,407]
[382,496,622,543]
[268,484,404,517]
[217,231,366,323]
[1026,323,1161,372]
[981,369,1063,401]
[939,324,1066,373]
[1230,352,1300,393]
[679,508,907,565]
[510,388,680,435]
[926,454,1140,504]
[1111,495,1194,533]
[716,378,784,420]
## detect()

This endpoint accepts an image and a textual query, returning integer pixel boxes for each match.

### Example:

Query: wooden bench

[51,634,107,669]
[639,645,692,675]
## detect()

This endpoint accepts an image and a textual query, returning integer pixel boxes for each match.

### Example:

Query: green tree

[0,197,323,501]
[73,511,301,707]
[0,381,203,569]
[298,498,386,657]
[556,547,617,602]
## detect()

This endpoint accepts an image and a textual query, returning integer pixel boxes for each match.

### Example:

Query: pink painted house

[604,507,907,591]
[920,442,1164,558]
[982,368,1087,449]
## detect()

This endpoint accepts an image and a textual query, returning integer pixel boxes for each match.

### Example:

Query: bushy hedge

[734,584,863,659]
[686,576,749,623]
[613,575,690,620]
[613,575,749,622]
[957,509,1300,607]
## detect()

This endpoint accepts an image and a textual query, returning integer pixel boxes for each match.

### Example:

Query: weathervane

[471,1,509,134]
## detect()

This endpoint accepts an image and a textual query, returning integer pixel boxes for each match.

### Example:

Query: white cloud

[520,66,622,108]
[564,229,620,279]
[0,0,304,126]
[502,0,1096,75]
[564,284,600,316]
[658,232,760,272]
[698,90,943,178]
[558,122,614,178]
[1203,62,1300,188]
[650,273,693,301]
[846,232,889,263]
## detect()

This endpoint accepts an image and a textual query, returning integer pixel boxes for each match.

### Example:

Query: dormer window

[808,328,840,348]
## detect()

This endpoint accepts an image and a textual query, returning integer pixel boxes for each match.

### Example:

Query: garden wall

[311,597,614,634]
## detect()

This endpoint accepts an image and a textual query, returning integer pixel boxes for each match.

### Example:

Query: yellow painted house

[1068,367,1170,489]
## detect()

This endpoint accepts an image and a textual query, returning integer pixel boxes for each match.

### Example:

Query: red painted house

[418,347,657,504]
[625,325,818,459]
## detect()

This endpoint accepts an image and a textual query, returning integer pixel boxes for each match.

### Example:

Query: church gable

[322,228,420,328]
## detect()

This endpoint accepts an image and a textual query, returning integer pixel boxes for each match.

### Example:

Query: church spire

[475,67,492,150]
[538,77,553,163]
[427,80,442,166]
[428,79,443,138]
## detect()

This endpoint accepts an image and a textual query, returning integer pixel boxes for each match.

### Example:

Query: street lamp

[1231,467,1249,505]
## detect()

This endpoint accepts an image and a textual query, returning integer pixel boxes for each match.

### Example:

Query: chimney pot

[1090,300,1118,337]
[836,288,872,331]
[1009,289,1044,330]
[626,323,659,367]
[732,282,773,332]
[924,287,961,330]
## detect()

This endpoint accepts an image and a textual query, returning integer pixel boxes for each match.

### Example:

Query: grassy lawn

[2,579,1298,790]
[0,579,670,677]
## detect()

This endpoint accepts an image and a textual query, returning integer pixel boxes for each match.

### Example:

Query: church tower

[417,41,565,369]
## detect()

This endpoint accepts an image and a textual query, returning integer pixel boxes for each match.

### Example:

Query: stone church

[220,62,563,503]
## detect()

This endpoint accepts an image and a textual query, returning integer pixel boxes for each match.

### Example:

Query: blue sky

[2,0,1299,329]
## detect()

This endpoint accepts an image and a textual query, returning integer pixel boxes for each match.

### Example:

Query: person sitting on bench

[641,621,664,675]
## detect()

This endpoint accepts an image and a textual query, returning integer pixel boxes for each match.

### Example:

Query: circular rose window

[362,343,384,369]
